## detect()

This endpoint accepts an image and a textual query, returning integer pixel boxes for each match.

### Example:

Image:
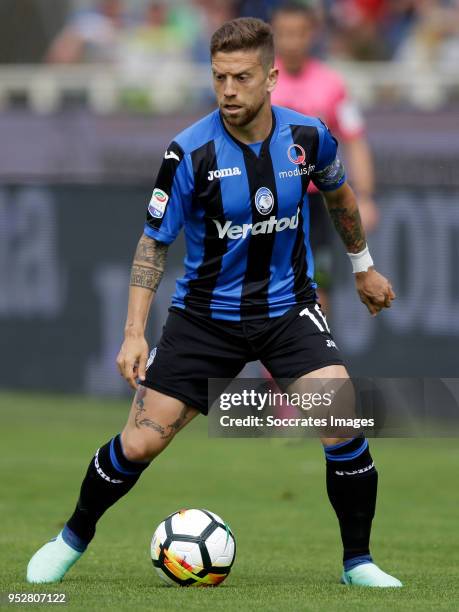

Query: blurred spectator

[43,0,459,69]
[0,0,69,64]
[395,0,459,67]
[380,0,418,59]
[328,0,388,60]
[118,1,198,69]
[271,2,379,310]
[235,0,283,21]
[115,0,236,112]
[46,0,126,63]
[191,0,237,63]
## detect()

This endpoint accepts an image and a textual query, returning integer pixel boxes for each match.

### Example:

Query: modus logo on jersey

[213,208,299,240]
[148,188,169,219]
[287,143,307,165]
[280,144,316,180]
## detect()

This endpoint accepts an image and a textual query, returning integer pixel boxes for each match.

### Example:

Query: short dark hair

[210,17,274,70]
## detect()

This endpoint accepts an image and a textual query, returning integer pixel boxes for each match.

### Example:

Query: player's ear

[266,67,278,93]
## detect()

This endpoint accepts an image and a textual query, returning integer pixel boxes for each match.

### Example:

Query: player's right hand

[116,334,149,390]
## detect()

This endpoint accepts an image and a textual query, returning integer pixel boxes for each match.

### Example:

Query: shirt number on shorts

[299,304,331,333]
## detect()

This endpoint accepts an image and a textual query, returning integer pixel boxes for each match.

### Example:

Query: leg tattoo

[134,387,191,439]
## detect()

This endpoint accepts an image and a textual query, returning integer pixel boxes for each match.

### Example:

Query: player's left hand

[355,268,395,316]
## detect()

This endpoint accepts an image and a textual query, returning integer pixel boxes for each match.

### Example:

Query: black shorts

[142,303,344,415]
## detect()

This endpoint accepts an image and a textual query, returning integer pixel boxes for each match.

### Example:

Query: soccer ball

[151,508,236,587]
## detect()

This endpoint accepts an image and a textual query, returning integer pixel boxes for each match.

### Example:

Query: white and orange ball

[151,508,236,587]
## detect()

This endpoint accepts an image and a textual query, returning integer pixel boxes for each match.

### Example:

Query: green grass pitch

[1,392,458,611]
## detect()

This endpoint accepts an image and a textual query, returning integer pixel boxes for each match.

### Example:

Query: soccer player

[271,2,379,310]
[27,17,401,587]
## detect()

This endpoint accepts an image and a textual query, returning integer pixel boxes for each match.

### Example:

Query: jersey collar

[217,107,279,159]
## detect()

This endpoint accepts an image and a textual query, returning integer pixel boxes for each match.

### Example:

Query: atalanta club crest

[287,144,306,166]
[255,187,274,215]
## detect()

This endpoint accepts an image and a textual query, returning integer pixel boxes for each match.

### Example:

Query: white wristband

[347,245,374,273]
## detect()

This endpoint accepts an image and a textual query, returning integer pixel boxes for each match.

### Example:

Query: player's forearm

[125,234,169,336]
[322,183,366,254]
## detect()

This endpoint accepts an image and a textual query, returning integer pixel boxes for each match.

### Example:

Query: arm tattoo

[134,387,191,439]
[134,234,168,266]
[130,265,163,291]
[129,235,168,292]
[327,205,366,253]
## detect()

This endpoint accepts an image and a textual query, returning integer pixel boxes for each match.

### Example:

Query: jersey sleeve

[144,141,192,244]
[311,121,346,192]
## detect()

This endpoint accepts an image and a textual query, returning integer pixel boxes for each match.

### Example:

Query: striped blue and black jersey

[144,105,346,321]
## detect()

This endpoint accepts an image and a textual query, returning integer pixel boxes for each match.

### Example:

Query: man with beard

[27,17,400,588]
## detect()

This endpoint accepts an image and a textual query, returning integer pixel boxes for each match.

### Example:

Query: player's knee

[121,433,166,463]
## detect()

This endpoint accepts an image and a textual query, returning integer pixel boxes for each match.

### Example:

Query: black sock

[324,436,377,570]
[63,434,150,551]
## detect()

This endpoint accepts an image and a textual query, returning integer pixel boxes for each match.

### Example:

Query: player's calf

[27,432,150,584]
[322,435,401,586]
[27,388,198,583]
[323,435,377,569]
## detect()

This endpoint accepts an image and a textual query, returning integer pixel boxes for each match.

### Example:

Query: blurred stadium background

[1,0,459,397]
[2,3,459,607]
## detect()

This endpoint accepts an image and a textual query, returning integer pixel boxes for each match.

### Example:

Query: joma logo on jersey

[213,209,299,240]
[208,167,242,181]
